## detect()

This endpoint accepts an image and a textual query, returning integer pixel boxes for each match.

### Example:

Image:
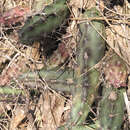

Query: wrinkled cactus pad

[103,53,128,88]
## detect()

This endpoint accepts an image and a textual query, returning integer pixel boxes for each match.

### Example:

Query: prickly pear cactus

[18,0,70,44]
[103,53,128,88]
[98,85,125,130]
[98,52,128,130]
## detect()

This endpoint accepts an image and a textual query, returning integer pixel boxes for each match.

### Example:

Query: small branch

[123,92,130,123]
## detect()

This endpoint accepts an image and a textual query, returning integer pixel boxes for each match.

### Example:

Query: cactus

[1,1,129,129]
[13,7,106,129]
[19,67,75,93]
[103,53,128,88]
[98,52,128,130]
[98,84,125,130]
[98,52,128,129]
[56,8,106,129]
[78,7,106,69]
[18,0,70,44]
[18,7,106,129]
[0,87,24,95]
[67,7,106,126]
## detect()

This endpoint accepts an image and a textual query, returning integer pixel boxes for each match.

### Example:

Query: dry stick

[123,92,130,123]
[71,17,130,25]
[94,0,130,16]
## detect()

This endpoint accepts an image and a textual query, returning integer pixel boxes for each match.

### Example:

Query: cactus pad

[103,54,128,88]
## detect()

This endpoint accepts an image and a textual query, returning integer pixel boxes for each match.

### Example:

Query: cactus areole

[103,54,128,88]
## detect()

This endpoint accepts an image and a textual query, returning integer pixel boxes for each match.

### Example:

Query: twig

[123,92,130,123]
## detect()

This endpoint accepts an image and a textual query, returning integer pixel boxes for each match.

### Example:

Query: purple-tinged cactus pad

[103,54,128,88]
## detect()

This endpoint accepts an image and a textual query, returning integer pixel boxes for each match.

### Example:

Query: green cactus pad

[98,85,125,130]
[18,0,70,44]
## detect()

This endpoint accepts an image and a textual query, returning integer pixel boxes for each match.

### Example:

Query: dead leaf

[106,25,130,65]
[35,90,65,130]
[10,106,27,130]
